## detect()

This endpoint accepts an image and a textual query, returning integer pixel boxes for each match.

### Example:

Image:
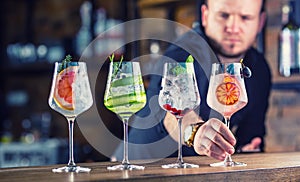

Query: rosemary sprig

[64,55,72,62]
[109,54,124,79]
[108,54,115,62]
[59,54,72,72]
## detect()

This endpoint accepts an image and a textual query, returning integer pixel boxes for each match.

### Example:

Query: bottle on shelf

[75,1,92,57]
[0,120,13,143]
[278,0,300,77]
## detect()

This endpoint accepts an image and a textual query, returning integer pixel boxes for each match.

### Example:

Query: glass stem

[177,118,184,166]
[224,117,233,164]
[122,118,130,167]
[66,117,76,167]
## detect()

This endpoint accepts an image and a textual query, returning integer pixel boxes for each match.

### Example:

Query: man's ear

[201,4,208,27]
[258,12,266,32]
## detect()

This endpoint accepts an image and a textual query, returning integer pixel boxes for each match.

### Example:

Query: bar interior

[0,0,300,181]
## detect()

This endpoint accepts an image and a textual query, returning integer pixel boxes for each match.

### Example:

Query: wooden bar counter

[1,152,300,181]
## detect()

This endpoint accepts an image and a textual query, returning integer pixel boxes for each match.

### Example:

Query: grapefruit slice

[216,76,240,105]
[53,66,77,111]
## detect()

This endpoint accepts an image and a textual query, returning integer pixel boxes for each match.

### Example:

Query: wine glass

[158,62,200,168]
[104,61,147,170]
[207,62,248,167]
[48,62,93,172]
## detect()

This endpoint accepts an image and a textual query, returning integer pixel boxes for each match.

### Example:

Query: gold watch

[184,122,204,147]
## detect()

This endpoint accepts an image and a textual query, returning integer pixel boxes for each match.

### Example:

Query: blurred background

[0,0,300,168]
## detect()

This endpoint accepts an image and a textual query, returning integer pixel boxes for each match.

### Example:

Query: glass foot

[210,161,247,167]
[52,166,91,173]
[107,164,145,170]
[162,162,199,169]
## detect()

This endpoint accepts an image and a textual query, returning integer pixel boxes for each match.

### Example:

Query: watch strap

[185,122,205,147]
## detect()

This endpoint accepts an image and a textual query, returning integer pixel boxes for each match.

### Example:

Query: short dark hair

[202,0,266,13]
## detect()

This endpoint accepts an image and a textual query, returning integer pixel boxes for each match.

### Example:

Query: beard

[206,36,245,59]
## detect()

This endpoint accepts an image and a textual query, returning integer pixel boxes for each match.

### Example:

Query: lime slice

[186,55,194,74]
[186,55,194,63]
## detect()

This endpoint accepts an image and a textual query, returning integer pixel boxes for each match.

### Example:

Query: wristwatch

[184,122,205,147]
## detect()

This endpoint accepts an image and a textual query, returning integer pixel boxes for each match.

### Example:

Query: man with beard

[113,0,271,162]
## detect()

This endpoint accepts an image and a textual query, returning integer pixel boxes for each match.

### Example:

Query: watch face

[184,125,193,142]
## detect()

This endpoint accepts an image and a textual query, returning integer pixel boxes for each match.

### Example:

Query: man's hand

[193,118,236,161]
[163,112,237,161]
[240,137,261,152]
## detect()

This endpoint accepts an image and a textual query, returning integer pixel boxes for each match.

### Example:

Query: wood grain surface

[0,152,300,182]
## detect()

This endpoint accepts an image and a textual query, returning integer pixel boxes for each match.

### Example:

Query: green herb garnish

[171,55,194,75]
[109,53,124,78]
[186,55,194,63]
[58,55,72,72]
[108,54,115,62]
[64,54,72,62]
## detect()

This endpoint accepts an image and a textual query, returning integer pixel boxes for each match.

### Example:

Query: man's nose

[226,16,240,33]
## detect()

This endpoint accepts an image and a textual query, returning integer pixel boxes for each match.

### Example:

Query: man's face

[201,0,265,58]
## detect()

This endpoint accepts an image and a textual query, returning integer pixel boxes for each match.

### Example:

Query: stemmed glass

[104,61,147,170]
[207,62,248,167]
[48,61,93,172]
[158,62,200,168]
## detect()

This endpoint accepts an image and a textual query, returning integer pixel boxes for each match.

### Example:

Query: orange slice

[223,76,235,83]
[216,76,240,105]
[53,66,77,110]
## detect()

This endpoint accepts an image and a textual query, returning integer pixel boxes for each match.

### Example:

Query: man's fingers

[197,137,226,160]
[194,118,236,160]
[251,137,262,147]
[241,137,262,152]
[209,118,236,146]
[204,125,235,154]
